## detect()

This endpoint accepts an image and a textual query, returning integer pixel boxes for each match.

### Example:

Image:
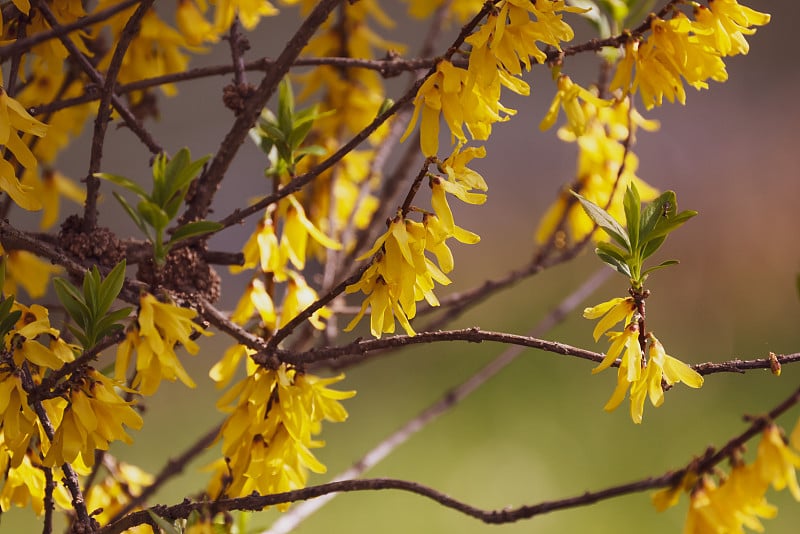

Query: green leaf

[168,220,224,245]
[277,78,295,135]
[137,200,170,232]
[66,325,90,348]
[151,152,169,205]
[640,191,675,238]
[0,309,22,340]
[96,172,149,198]
[93,307,133,338]
[113,192,150,237]
[287,118,316,151]
[646,210,698,241]
[53,278,90,328]
[571,191,631,251]
[623,184,640,252]
[97,260,127,317]
[640,235,666,262]
[163,150,209,207]
[293,145,327,158]
[82,266,100,316]
[262,121,286,143]
[146,510,181,534]
[596,249,633,278]
[642,259,680,278]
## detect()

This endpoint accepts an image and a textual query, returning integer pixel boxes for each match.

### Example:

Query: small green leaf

[287,119,315,151]
[261,120,287,143]
[293,145,327,158]
[571,191,631,251]
[113,192,150,237]
[66,325,90,348]
[93,308,133,339]
[0,310,22,340]
[642,259,680,278]
[168,220,224,245]
[96,172,149,198]
[53,278,90,328]
[146,510,181,534]
[82,267,99,316]
[623,184,640,252]
[639,191,675,240]
[277,78,295,135]
[97,260,127,317]
[137,200,170,232]
[596,249,633,278]
[646,210,698,241]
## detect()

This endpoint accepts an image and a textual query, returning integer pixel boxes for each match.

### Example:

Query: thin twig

[182,0,342,222]
[85,0,155,230]
[108,422,224,523]
[36,2,162,155]
[0,0,141,61]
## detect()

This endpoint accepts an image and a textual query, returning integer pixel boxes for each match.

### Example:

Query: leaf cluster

[53,261,132,349]
[249,78,329,177]
[573,185,697,288]
[96,148,223,265]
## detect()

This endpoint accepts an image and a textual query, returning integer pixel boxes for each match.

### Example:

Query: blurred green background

[6,0,799,532]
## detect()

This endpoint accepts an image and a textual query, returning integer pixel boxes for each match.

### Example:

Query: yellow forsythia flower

[211,366,353,504]
[115,293,209,395]
[0,87,48,211]
[43,371,144,467]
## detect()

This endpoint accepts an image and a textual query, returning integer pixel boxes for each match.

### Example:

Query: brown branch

[264,263,372,354]
[181,0,341,223]
[19,364,95,531]
[36,2,162,155]
[85,0,154,231]
[0,0,141,61]
[107,422,223,524]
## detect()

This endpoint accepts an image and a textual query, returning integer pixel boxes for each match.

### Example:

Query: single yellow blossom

[583,297,636,342]
[693,0,770,57]
[231,277,276,328]
[540,75,610,136]
[756,424,800,500]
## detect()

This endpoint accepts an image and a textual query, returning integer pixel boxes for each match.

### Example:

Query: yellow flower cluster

[345,145,483,338]
[403,0,584,157]
[209,364,354,505]
[584,298,703,423]
[42,370,143,467]
[655,423,800,533]
[230,194,339,337]
[0,83,49,212]
[115,293,209,395]
[0,452,71,515]
[611,0,770,109]
[536,96,659,244]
